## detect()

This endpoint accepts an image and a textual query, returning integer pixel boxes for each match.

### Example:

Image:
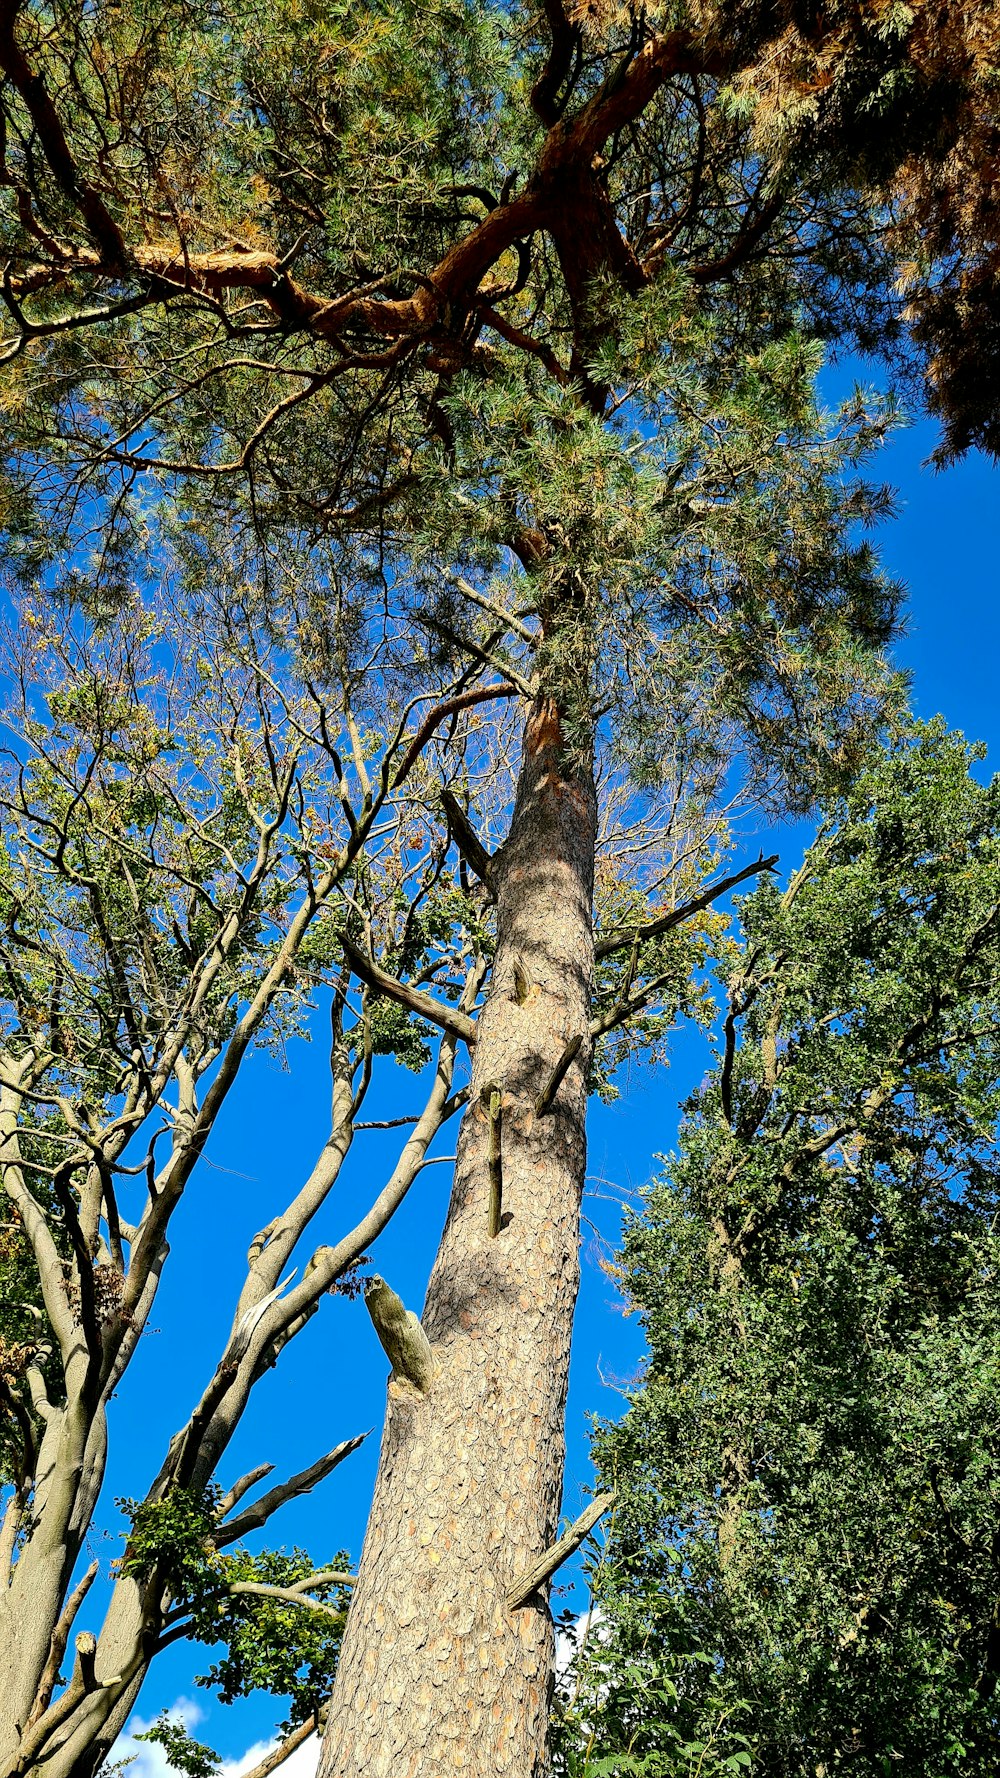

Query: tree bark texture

[320,695,597,1776]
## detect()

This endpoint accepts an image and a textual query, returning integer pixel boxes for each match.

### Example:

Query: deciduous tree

[566,724,1000,1776]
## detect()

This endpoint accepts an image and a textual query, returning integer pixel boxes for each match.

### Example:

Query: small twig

[354,1115,420,1130]
[534,1035,584,1118]
[507,1492,615,1609]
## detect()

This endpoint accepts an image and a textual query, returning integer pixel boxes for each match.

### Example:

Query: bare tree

[0,580,510,1775]
[0,564,754,1776]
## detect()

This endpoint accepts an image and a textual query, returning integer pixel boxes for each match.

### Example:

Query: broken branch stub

[534,1034,584,1118]
[364,1275,436,1393]
[507,1491,615,1609]
[485,1083,503,1237]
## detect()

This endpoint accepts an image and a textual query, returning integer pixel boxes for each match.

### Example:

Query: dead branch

[213,1436,369,1548]
[507,1492,615,1608]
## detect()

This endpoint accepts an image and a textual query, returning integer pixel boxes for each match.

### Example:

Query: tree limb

[364,1275,436,1392]
[26,1560,99,1728]
[507,1492,615,1608]
[228,1580,351,1616]
[440,787,496,892]
[231,1715,322,1778]
[534,1034,584,1117]
[340,934,478,1046]
[215,1463,274,1522]
[595,854,778,960]
[392,684,518,787]
[213,1436,368,1548]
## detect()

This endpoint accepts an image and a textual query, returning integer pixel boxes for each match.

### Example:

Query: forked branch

[213,1436,368,1548]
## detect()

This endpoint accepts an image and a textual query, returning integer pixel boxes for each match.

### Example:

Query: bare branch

[340,935,478,1046]
[227,1581,350,1617]
[215,1463,275,1522]
[213,1436,369,1548]
[440,788,496,892]
[27,1563,99,1730]
[392,683,518,788]
[534,1034,585,1118]
[230,1715,322,1778]
[507,1493,615,1608]
[594,854,778,960]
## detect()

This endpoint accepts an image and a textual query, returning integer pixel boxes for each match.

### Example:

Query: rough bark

[320,694,597,1777]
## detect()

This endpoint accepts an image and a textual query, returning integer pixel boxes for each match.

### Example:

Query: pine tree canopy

[0,0,996,577]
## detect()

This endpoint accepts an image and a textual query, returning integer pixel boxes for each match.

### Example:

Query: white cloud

[110,1700,319,1778]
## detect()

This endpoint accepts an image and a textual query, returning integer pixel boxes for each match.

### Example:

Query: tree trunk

[320,693,596,1777]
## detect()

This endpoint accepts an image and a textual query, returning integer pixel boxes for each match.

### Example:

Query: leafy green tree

[566,723,1000,1776]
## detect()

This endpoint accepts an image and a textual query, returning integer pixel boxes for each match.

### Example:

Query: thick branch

[27,1559,99,1728]
[534,1034,584,1118]
[440,787,496,892]
[392,684,518,788]
[5,28,726,370]
[340,934,478,1047]
[0,12,126,266]
[234,1715,322,1778]
[530,0,580,124]
[364,1275,436,1393]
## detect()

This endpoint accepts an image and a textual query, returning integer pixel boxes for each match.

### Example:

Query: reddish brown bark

[1,15,720,348]
[320,695,597,1776]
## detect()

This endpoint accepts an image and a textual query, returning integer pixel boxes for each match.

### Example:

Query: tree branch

[392,684,518,787]
[213,1436,368,1548]
[231,1715,322,1778]
[26,1560,99,1728]
[534,1034,584,1117]
[507,1492,615,1608]
[595,854,778,960]
[228,1580,351,1616]
[440,787,496,892]
[364,1275,436,1393]
[340,934,478,1046]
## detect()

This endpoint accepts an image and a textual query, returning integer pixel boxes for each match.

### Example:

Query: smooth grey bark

[320,692,597,1776]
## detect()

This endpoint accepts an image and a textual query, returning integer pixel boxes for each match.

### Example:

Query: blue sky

[83,405,1000,1771]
